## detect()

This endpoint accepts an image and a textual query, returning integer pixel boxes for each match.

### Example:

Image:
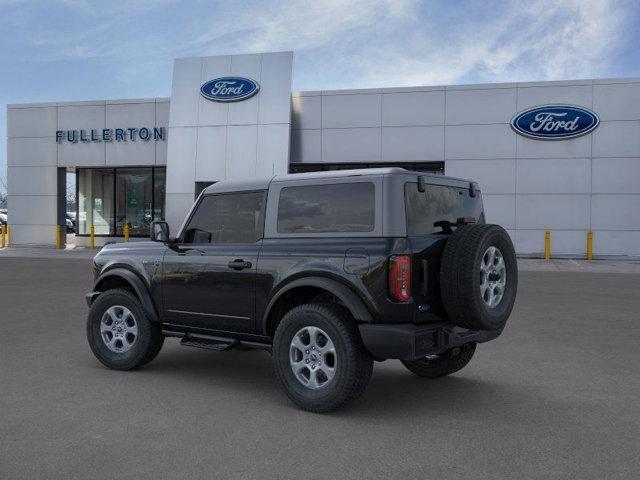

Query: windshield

[404,182,484,235]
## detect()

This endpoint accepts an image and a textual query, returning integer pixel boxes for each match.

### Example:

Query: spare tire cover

[440,224,517,331]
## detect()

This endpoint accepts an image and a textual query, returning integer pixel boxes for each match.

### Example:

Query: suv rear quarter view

[86,168,518,412]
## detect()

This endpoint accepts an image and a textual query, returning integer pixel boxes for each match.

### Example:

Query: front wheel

[86,288,164,370]
[272,304,373,413]
[401,343,476,378]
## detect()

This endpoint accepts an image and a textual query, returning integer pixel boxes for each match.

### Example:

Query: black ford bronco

[86,168,517,412]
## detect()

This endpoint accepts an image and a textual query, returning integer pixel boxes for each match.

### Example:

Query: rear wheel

[401,343,476,378]
[86,288,164,370]
[272,303,373,413]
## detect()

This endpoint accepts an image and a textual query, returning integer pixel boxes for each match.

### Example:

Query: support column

[57,168,67,248]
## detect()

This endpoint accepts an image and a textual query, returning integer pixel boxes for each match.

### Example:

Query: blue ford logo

[200,77,260,102]
[511,105,599,140]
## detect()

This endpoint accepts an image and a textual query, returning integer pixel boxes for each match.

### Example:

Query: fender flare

[262,276,374,333]
[93,268,160,323]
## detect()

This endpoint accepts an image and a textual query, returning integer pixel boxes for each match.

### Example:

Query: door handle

[228,259,252,270]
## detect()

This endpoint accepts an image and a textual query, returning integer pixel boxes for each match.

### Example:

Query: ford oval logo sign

[200,77,260,102]
[511,105,599,140]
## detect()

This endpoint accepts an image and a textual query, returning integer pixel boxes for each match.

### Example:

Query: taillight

[388,255,411,302]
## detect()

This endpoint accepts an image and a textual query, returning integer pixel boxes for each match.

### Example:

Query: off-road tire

[401,343,476,378]
[440,224,517,330]
[272,303,373,413]
[87,288,164,370]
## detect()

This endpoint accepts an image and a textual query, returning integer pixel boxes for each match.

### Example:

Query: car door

[161,190,266,334]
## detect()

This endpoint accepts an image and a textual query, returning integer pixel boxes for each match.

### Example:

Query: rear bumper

[358,322,503,361]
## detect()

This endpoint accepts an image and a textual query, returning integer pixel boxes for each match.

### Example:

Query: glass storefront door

[77,167,166,237]
[77,169,114,235]
[115,169,153,236]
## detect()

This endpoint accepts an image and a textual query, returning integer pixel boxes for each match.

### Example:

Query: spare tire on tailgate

[440,224,517,331]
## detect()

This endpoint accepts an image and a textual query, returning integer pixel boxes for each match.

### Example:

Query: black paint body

[88,169,500,360]
[91,234,448,337]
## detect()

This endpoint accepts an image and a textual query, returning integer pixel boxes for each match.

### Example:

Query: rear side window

[277,182,375,233]
[405,182,483,235]
[183,191,265,244]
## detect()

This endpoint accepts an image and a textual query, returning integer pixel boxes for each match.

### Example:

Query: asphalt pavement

[1,257,639,479]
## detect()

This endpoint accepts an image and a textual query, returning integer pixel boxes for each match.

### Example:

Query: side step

[180,333,239,352]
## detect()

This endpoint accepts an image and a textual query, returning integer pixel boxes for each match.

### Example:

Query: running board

[163,329,272,353]
[180,333,239,351]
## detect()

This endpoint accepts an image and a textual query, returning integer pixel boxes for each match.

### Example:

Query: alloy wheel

[100,305,138,353]
[289,326,337,389]
[480,246,507,308]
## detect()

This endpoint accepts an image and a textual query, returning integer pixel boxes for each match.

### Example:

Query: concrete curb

[0,246,99,259]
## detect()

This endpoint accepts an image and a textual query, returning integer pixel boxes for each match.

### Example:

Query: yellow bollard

[89,224,95,249]
[544,230,551,260]
[587,230,593,261]
[6,224,10,246]
[55,225,62,249]
[124,222,129,243]
[1,224,5,248]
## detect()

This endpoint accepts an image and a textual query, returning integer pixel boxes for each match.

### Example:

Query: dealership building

[6,51,640,257]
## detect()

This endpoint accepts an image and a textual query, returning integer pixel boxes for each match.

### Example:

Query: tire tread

[440,224,517,330]
[87,288,164,370]
[273,303,373,413]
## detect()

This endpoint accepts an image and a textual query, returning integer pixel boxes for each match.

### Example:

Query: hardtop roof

[202,167,473,195]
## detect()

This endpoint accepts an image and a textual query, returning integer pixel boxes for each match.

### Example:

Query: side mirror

[151,221,170,243]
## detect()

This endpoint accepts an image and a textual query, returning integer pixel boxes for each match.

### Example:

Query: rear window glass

[277,183,375,233]
[405,182,483,235]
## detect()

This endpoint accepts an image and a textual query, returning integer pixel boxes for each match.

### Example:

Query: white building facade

[6,51,640,257]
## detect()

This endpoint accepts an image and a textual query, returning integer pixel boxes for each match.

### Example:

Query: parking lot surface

[1,257,639,479]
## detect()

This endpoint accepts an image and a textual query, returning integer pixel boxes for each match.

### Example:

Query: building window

[77,167,166,237]
[195,181,215,199]
[289,162,445,174]
[115,169,153,236]
[154,169,166,222]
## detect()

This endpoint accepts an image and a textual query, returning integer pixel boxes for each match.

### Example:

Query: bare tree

[0,176,7,209]
[66,177,76,212]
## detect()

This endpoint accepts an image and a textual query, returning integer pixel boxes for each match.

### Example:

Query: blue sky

[1,0,639,189]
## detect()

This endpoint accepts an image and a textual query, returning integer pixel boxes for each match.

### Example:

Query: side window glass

[277,182,375,233]
[183,191,265,244]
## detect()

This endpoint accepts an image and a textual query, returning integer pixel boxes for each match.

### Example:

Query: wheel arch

[92,268,160,323]
[262,276,373,338]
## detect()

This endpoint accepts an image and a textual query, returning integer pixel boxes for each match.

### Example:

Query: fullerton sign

[55,127,165,143]
[510,105,599,140]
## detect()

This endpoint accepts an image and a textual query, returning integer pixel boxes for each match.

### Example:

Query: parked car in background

[0,210,73,232]
[66,212,76,233]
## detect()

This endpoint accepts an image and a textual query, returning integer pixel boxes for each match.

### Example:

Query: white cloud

[17,0,631,88]
[473,0,626,81]
[0,0,633,185]
[335,0,627,88]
